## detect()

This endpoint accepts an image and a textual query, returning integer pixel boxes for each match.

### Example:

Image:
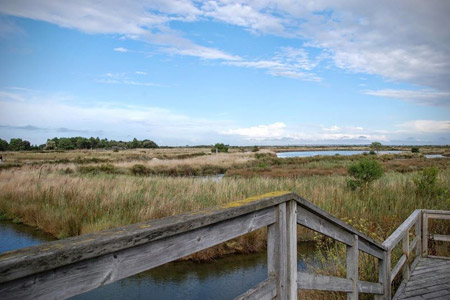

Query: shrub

[130,164,151,176]
[411,147,420,153]
[413,167,439,196]
[347,158,384,190]
[78,164,119,174]
[252,146,259,152]
[211,143,229,153]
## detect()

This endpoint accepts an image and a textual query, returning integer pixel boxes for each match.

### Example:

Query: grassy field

[0,146,449,297]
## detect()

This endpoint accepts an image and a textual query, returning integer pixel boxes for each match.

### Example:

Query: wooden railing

[0,192,448,300]
[383,209,450,300]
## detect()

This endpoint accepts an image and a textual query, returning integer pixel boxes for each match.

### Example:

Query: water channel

[276,150,402,158]
[0,220,316,300]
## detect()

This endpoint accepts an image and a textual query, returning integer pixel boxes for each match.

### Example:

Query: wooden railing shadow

[0,191,449,300]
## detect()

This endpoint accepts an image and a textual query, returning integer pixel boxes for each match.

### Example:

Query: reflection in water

[1,220,316,300]
[73,243,316,300]
[0,220,54,253]
[424,154,444,159]
[277,150,402,158]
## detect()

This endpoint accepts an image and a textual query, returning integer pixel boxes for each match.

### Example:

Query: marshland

[1,144,449,299]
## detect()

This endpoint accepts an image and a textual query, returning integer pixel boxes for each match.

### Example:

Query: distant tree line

[0,137,158,151]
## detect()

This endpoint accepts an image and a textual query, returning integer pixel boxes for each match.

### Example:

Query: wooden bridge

[0,192,449,299]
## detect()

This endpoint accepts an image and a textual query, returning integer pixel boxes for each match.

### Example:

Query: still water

[276,150,402,158]
[0,220,315,300]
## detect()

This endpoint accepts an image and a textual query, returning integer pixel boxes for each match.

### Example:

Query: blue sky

[0,1,449,146]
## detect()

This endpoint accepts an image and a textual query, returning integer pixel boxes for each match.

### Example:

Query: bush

[78,164,119,174]
[347,158,384,190]
[130,164,151,176]
[411,147,420,153]
[252,146,259,152]
[413,167,439,196]
[211,143,229,153]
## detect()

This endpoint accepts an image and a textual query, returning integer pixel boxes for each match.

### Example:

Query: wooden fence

[0,191,448,300]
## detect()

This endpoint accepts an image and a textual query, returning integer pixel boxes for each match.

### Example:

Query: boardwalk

[397,258,450,300]
[0,192,449,300]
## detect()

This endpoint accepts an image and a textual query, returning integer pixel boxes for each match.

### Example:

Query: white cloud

[0,89,232,145]
[222,122,287,140]
[398,120,450,133]
[202,1,285,35]
[135,71,147,75]
[96,72,167,87]
[225,47,322,82]
[364,89,450,108]
[222,122,389,142]
[1,1,450,101]
[113,47,129,53]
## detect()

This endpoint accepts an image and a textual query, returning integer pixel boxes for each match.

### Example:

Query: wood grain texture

[234,277,277,300]
[0,191,294,284]
[383,210,420,250]
[346,234,358,300]
[286,201,297,300]
[0,207,276,300]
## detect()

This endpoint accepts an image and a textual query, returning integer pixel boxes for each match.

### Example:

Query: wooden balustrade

[0,192,448,300]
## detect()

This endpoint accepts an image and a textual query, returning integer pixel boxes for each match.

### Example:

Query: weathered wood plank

[403,230,411,281]
[0,191,295,284]
[234,277,277,300]
[297,271,352,292]
[268,203,287,300]
[297,206,353,245]
[409,235,419,255]
[346,234,358,300]
[0,207,276,300]
[430,234,450,242]
[296,206,384,259]
[383,210,420,250]
[286,200,297,300]
[293,194,386,253]
[391,254,407,283]
[359,281,383,294]
[423,213,429,257]
[426,213,450,220]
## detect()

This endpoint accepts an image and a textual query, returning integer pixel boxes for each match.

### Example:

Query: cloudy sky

[0,0,449,146]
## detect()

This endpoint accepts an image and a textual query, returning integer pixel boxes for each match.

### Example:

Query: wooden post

[286,200,297,300]
[346,234,358,300]
[375,256,386,300]
[402,231,410,280]
[415,215,421,258]
[384,250,391,300]
[268,202,287,300]
[422,213,428,257]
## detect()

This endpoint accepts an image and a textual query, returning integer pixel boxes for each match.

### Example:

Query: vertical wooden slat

[402,231,410,280]
[268,202,287,300]
[346,234,358,300]
[379,249,391,300]
[286,200,297,300]
[422,213,428,257]
[415,215,421,258]
[375,256,386,300]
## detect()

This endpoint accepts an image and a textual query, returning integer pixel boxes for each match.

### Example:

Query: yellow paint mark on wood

[221,191,291,209]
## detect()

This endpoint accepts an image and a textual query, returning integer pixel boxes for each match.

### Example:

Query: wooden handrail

[0,192,448,300]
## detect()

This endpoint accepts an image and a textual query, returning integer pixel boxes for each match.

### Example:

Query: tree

[0,139,8,151]
[58,138,75,150]
[45,140,56,150]
[369,142,383,153]
[9,138,31,151]
[142,139,158,148]
[212,143,229,153]
[347,158,384,190]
